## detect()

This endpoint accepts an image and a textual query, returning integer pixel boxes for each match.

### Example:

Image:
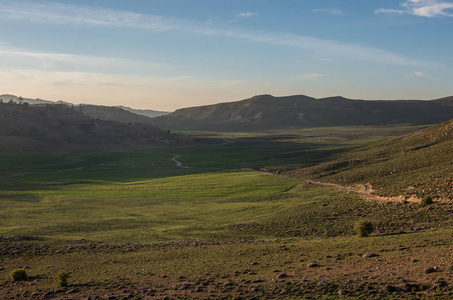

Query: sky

[0,0,452,111]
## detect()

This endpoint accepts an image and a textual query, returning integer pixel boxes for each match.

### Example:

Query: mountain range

[151,94,453,131]
[0,94,169,124]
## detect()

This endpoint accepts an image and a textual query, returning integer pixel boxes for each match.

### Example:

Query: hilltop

[289,118,453,200]
[152,94,453,131]
[0,94,169,124]
[0,102,182,151]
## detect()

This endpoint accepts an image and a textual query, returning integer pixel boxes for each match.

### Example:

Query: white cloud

[410,71,431,77]
[236,12,258,18]
[376,0,453,17]
[375,8,406,14]
[312,8,344,16]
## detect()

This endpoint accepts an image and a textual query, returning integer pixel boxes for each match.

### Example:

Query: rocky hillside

[152,94,453,131]
[0,102,183,151]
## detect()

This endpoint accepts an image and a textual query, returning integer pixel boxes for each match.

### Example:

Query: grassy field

[1,124,452,298]
[290,120,453,199]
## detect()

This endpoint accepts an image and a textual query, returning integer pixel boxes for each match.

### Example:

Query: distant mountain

[77,105,159,125]
[151,94,453,131]
[0,102,184,151]
[291,118,453,200]
[0,94,167,125]
[117,106,170,118]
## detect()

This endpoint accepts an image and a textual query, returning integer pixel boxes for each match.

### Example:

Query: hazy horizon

[1,0,452,110]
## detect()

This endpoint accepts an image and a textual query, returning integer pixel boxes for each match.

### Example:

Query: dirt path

[296,178,387,202]
[246,168,422,203]
[170,154,190,169]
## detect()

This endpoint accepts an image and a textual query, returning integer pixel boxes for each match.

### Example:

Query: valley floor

[1,125,452,299]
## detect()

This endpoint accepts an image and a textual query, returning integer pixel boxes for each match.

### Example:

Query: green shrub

[57,272,70,287]
[10,269,27,282]
[354,220,374,237]
[421,196,433,207]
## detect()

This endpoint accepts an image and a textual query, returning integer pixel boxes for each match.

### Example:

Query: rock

[400,283,419,292]
[250,261,259,265]
[307,262,318,268]
[125,248,134,252]
[424,267,436,274]
[362,253,379,258]
[250,286,259,292]
[338,289,348,295]
[317,281,326,286]
[276,272,288,279]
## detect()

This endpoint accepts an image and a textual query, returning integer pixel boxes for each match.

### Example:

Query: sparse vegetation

[354,220,374,237]
[10,269,27,282]
[57,272,70,287]
[421,195,434,206]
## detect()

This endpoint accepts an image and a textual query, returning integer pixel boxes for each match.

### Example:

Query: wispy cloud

[0,69,267,110]
[0,43,164,73]
[0,1,433,67]
[376,0,453,17]
[410,71,431,78]
[312,8,344,16]
[236,12,258,18]
[0,2,182,30]
[296,73,329,81]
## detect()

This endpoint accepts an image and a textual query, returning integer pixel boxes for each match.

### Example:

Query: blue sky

[0,0,452,110]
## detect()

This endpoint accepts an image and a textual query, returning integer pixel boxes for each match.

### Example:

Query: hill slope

[118,105,169,118]
[152,94,453,131]
[290,119,453,200]
[77,104,159,125]
[0,94,168,124]
[0,102,182,151]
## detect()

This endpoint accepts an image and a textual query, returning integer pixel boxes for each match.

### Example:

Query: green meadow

[1,125,453,299]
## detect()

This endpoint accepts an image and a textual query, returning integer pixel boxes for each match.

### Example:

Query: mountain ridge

[0,94,169,124]
[151,94,453,131]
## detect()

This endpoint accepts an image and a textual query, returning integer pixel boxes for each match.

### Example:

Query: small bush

[10,269,27,282]
[57,272,70,287]
[354,220,374,237]
[421,196,433,207]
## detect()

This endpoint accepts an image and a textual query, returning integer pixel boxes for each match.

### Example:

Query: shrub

[421,196,433,207]
[10,269,27,282]
[57,272,70,287]
[354,220,374,237]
